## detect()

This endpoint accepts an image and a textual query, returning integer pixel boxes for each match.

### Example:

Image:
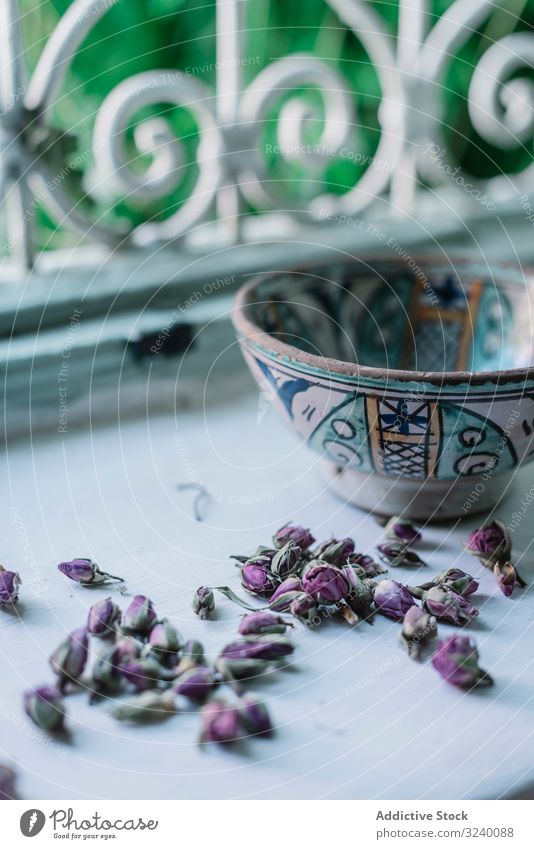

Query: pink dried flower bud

[221,636,294,662]
[87,597,121,636]
[432,635,493,688]
[49,627,89,689]
[376,543,426,568]
[192,586,215,619]
[348,553,386,578]
[273,523,315,550]
[373,580,416,621]
[57,558,124,586]
[24,685,66,733]
[174,666,217,703]
[0,566,21,606]
[113,690,176,724]
[289,593,318,623]
[313,538,355,566]
[270,542,303,578]
[422,586,478,625]
[238,694,273,737]
[410,568,479,599]
[121,657,175,692]
[493,562,519,597]
[122,595,158,636]
[238,611,289,636]
[400,605,437,659]
[301,563,350,604]
[200,699,242,744]
[148,620,183,662]
[384,516,422,546]
[465,519,511,567]
[241,559,279,596]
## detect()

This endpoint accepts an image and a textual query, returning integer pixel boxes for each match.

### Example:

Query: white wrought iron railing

[0,0,533,438]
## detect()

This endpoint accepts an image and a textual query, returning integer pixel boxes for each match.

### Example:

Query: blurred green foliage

[16,0,534,247]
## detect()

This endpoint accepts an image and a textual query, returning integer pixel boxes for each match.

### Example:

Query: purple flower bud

[466,519,511,567]
[0,567,21,605]
[411,568,478,598]
[91,645,124,696]
[239,611,289,636]
[174,665,217,702]
[49,627,89,689]
[270,542,303,578]
[181,639,204,664]
[301,563,350,604]
[422,586,478,625]
[384,516,422,546]
[200,700,242,743]
[289,593,318,623]
[241,558,279,596]
[221,635,294,662]
[122,595,158,636]
[432,635,493,688]
[238,694,273,737]
[494,562,518,597]
[0,764,17,800]
[192,586,215,619]
[314,538,355,566]
[376,543,426,568]
[148,620,183,662]
[216,656,269,681]
[114,636,143,664]
[24,685,66,733]
[87,597,121,636]
[399,605,437,659]
[273,523,315,550]
[269,576,302,604]
[113,690,176,723]
[341,567,374,614]
[121,657,174,692]
[57,558,123,586]
[348,553,387,578]
[373,580,416,621]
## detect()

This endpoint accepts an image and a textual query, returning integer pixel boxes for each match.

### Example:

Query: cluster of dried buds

[24,586,293,747]
[465,520,526,597]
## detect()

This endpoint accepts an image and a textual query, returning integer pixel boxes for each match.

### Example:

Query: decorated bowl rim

[232,256,534,387]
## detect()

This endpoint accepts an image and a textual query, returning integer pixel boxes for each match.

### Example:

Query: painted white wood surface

[1,389,533,800]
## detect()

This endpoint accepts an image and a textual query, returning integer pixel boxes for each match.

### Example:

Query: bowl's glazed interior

[244,260,534,374]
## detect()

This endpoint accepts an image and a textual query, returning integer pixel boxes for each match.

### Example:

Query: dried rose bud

[384,516,422,546]
[238,694,273,736]
[268,590,304,613]
[90,645,124,696]
[373,580,416,621]
[221,635,294,662]
[148,620,183,663]
[376,543,426,568]
[114,636,143,664]
[289,593,318,623]
[192,586,215,620]
[231,546,276,566]
[49,627,89,689]
[494,562,519,597]
[409,568,479,599]
[399,605,437,659]
[113,690,176,723]
[238,611,289,636]
[0,567,21,606]
[432,634,493,688]
[174,665,217,702]
[241,558,279,596]
[270,542,303,578]
[57,558,123,586]
[269,576,302,603]
[422,586,478,625]
[121,657,175,692]
[87,597,121,636]
[273,523,315,550]
[121,595,158,636]
[200,699,242,743]
[342,567,374,616]
[216,656,269,681]
[465,519,511,567]
[348,553,386,578]
[182,638,204,664]
[301,563,350,605]
[0,764,17,800]
[24,685,66,733]
[314,538,355,566]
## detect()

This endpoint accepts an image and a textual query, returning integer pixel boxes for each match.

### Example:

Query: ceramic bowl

[232,257,534,520]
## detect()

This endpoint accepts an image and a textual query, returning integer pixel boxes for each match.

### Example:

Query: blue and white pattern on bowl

[232,258,534,518]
